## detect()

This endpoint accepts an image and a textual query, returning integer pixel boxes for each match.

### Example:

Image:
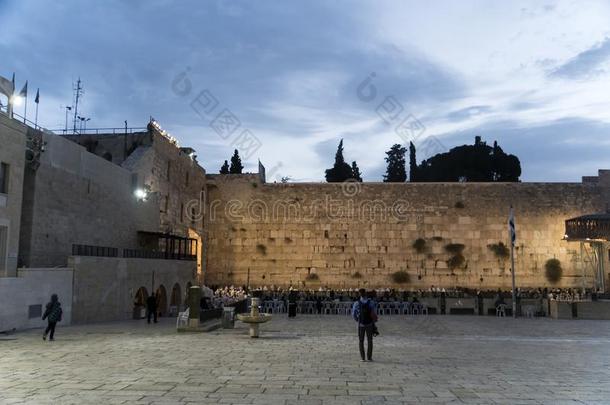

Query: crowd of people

[209,285,594,303]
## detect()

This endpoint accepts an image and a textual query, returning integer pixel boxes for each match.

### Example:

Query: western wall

[204,172,610,290]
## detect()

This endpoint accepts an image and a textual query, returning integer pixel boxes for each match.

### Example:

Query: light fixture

[10,95,22,106]
[134,188,148,200]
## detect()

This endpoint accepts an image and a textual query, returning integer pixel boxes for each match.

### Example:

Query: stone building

[62,119,207,278]
[0,112,26,277]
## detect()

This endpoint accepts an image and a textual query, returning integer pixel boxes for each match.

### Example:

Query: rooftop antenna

[72,78,83,134]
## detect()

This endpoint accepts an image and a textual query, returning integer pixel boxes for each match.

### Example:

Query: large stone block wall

[69,256,195,324]
[19,133,159,267]
[204,174,608,289]
[0,113,26,276]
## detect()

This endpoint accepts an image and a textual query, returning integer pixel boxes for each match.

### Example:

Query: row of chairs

[261,300,429,316]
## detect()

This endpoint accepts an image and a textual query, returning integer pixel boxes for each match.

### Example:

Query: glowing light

[134,188,148,200]
[11,95,22,106]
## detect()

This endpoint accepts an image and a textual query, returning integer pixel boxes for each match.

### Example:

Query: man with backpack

[352,288,377,361]
[42,294,63,341]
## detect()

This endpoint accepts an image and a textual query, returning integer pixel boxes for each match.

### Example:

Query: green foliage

[413,136,521,182]
[488,242,510,259]
[229,149,243,174]
[412,238,427,254]
[545,259,562,283]
[454,201,465,208]
[383,144,407,182]
[219,160,230,174]
[391,271,410,284]
[325,139,354,182]
[351,161,363,182]
[445,243,465,255]
[446,254,466,269]
[351,271,363,279]
[256,244,267,255]
[409,141,417,182]
[251,182,258,188]
[305,273,320,281]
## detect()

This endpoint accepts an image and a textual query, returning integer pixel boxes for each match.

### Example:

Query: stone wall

[0,268,73,332]
[69,256,195,324]
[19,133,159,267]
[204,173,609,290]
[0,113,26,276]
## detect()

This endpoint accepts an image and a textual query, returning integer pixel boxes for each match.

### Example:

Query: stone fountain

[236,297,272,338]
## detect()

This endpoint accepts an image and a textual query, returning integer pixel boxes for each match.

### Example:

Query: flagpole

[23,94,27,124]
[509,206,517,318]
[34,89,39,129]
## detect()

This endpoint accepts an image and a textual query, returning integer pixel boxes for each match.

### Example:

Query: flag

[508,206,516,246]
[35,88,39,104]
[19,81,27,97]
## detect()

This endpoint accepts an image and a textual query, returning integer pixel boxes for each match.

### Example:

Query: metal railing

[51,127,148,136]
[123,248,196,261]
[72,244,119,258]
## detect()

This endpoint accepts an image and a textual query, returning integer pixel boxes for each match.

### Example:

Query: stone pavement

[1,314,610,404]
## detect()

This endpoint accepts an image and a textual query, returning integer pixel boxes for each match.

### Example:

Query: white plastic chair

[176,307,190,328]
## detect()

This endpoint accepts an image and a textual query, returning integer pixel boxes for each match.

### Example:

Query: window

[0,162,8,194]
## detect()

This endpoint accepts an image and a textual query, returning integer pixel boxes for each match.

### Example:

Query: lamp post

[65,106,72,134]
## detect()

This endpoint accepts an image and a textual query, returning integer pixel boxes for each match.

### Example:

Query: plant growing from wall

[545,258,562,283]
[413,238,427,254]
[445,243,466,270]
[305,273,319,281]
[391,271,410,284]
[351,271,363,279]
[487,242,510,260]
[454,201,465,208]
[256,244,267,256]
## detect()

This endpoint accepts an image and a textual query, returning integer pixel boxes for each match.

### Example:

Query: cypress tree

[229,149,243,174]
[325,139,353,182]
[351,161,363,182]
[220,160,230,174]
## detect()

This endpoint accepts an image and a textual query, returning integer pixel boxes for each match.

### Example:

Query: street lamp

[64,106,72,134]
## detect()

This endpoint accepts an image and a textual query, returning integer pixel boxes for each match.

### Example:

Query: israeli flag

[508,206,516,246]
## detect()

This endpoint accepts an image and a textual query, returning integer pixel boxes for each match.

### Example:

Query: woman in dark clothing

[42,294,62,341]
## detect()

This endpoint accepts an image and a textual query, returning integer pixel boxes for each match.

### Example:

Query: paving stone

[1,315,610,403]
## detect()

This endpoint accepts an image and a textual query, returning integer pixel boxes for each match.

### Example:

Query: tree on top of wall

[351,161,363,182]
[413,136,521,182]
[409,141,417,182]
[220,160,230,174]
[229,149,243,174]
[383,144,407,182]
[325,139,354,182]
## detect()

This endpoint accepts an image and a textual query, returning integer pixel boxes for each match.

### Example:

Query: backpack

[359,300,373,325]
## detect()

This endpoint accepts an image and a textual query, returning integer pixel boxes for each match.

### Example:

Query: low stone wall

[0,268,73,332]
[550,300,610,320]
[69,256,196,324]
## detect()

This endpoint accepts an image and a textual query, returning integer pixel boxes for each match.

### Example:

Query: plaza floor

[1,315,610,405]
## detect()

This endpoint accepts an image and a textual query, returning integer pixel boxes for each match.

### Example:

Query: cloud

[552,37,610,78]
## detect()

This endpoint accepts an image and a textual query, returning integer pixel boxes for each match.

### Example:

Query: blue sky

[2,0,609,182]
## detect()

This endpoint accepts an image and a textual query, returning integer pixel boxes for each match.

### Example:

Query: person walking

[352,288,377,361]
[146,292,158,324]
[42,294,63,341]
